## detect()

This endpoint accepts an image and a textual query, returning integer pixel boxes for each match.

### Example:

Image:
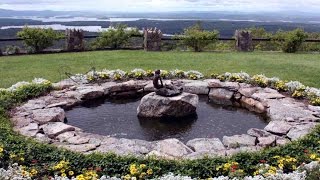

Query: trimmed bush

[273,28,308,53]
[17,27,63,53]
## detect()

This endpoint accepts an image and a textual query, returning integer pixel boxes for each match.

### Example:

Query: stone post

[0,48,2,56]
[235,30,253,52]
[65,29,84,51]
[143,28,162,51]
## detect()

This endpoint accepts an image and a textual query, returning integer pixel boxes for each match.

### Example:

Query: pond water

[66,95,268,142]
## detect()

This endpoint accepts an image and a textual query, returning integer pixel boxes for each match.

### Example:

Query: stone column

[235,30,253,52]
[143,28,162,51]
[65,29,85,51]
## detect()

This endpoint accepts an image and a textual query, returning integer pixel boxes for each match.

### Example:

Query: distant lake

[0,16,297,23]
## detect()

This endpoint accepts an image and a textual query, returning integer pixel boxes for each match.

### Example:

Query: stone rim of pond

[10,79,320,160]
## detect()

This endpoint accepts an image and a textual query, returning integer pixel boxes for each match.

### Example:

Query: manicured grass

[1,50,320,88]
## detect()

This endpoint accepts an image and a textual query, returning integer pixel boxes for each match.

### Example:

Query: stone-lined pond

[66,95,268,142]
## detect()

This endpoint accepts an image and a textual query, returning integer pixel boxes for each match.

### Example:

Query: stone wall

[143,28,162,51]
[65,29,85,51]
[11,79,320,160]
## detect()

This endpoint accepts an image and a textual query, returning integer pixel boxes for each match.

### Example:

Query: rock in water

[137,92,199,118]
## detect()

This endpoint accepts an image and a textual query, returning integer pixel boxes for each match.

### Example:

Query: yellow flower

[21,170,29,177]
[9,153,17,159]
[30,168,38,176]
[278,163,284,169]
[68,171,74,176]
[147,169,153,175]
[60,169,65,173]
[20,157,25,161]
[139,164,146,169]
[0,147,3,153]
[61,173,67,177]
[310,154,317,160]
[123,174,131,180]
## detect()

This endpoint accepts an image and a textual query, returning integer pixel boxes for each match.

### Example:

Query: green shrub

[175,23,219,52]
[5,45,21,55]
[17,26,63,53]
[273,28,308,53]
[92,24,140,49]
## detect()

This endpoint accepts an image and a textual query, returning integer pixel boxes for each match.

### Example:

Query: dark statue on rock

[153,70,183,97]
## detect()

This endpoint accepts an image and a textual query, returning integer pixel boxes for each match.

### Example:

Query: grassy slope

[1,50,320,88]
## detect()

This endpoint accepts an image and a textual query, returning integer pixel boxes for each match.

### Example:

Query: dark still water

[66,96,268,142]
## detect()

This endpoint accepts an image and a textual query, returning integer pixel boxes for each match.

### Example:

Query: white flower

[285,81,305,93]
[185,70,204,79]
[7,81,31,92]
[32,78,51,85]
[131,68,146,75]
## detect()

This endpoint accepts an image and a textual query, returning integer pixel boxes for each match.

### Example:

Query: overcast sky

[0,0,319,12]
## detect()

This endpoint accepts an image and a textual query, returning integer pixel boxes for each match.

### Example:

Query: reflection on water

[66,95,268,142]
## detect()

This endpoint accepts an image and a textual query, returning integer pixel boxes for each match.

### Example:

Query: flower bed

[0,70,320,179]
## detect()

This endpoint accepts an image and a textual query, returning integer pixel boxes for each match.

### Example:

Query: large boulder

[32,108,65,125]
[222,134,257,148]
[182,81,209,95]
[137,92,199,118]
[148,139,193,159]
[209,88,234,105]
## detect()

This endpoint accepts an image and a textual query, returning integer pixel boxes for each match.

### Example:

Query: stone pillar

[143,28,162,51]
[65,29,84,51]
[0,48,2,56]
[235,30,253,52]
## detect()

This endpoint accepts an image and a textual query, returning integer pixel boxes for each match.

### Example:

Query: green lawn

[1,50,320,88]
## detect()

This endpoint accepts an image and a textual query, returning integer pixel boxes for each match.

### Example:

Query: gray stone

[47,101,69,108]
[239,87,259,97]
[264,121,293,135]
[308,105,320,116]
[240,97,267,113]
[56,131,75,142]
[35,133,52,143]
[109,80,148,93]
[77,86,104,100]
[252,92,285,101]
[186,138,226,152]
[258,136,276,147]
[223,82,240,91]
[186,150,226,160]
[222,134,257,148]
[95,138,153,156]
[41,122,76,138]
[276,137,291,146]
[20,99,46,111]
[53,79,77,90]
[267,98,316,121]
[183,81,209,95]
[32,108,65,125]
[137,92,198,118]
[150,139,193,159]
[67,136,90,145]
[209,88,234,105]
[100,82,118,95]
[207,79,223,88]
[287,123,318,140]
[247,128,272,137]
[11,116,32,128]
[15,123,39,137]
[59,144,97,153]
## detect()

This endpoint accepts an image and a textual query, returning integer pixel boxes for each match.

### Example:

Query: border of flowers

[0,71,320,179]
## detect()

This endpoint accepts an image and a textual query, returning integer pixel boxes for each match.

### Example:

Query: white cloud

[0,0,319,12]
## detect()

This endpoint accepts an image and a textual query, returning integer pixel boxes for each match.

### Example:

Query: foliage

[92,24,140,49]
[17,26,63,53]
[0,79,52,110]
[4,45,20,55]
[176,23,219,52]
[273,28,308,53]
